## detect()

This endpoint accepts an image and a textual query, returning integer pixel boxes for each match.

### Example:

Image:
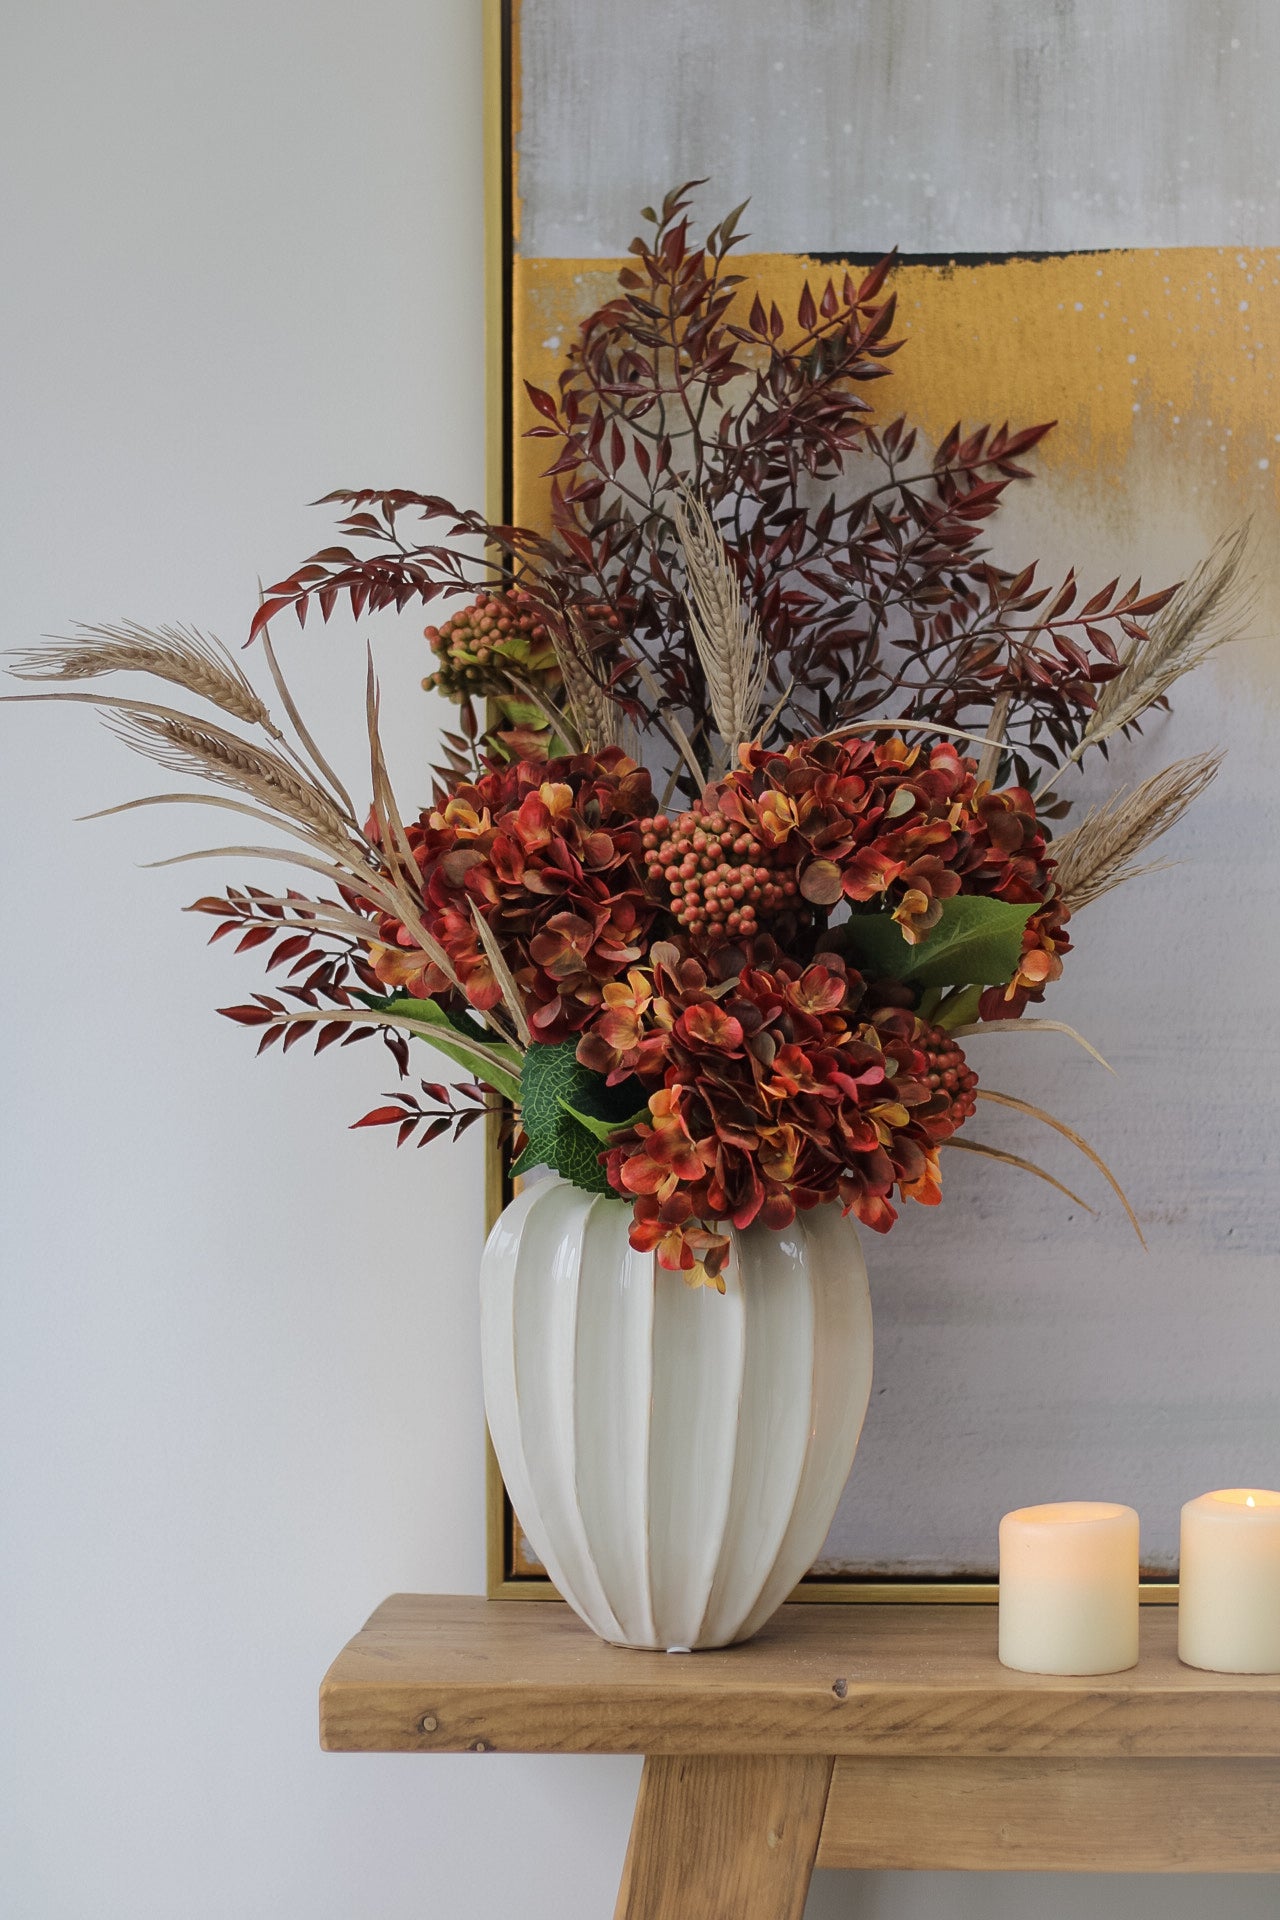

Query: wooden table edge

[318,1594,1280,1760]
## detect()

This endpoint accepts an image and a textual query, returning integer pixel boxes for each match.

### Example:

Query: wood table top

[320,1595,1280,1759]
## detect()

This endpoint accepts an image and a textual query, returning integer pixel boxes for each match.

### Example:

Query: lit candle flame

[1247,1494,1257,1508]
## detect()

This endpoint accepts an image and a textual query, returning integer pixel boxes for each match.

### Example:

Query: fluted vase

[479,1175,872,1650]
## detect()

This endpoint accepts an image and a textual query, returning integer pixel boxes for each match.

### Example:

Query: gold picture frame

[479,0,1207,1605]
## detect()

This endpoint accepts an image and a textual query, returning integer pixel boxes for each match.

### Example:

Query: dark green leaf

[514,1041,646,1194]
[843,895,1035,987]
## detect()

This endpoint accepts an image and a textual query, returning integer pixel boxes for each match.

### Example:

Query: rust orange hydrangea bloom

[636,735,1069,1015]
[594,949,978,1281]
[365,746,659,1043]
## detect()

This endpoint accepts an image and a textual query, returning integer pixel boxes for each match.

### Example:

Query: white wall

[0,5,1274,1917]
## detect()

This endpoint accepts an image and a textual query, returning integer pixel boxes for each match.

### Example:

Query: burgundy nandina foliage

[251,185,1176,799]
[596,951,978,1277]
[365,746,659,1043]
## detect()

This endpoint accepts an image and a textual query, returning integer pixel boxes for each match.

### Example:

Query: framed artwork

[483,0,1280,1601]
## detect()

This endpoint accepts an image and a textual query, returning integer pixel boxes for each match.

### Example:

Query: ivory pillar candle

[1178,1489,1280,1673]
[998,1502,1140,1675]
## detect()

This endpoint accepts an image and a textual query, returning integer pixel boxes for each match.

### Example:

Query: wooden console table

[321,1596,1280,1916]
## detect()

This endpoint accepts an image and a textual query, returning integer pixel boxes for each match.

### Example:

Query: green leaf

[561,1098,651,1142]
[933,983,984,1031]
[843,895,1036,988]
[356,990,522,1101]
[496,696,549,729]
[513,1040,646,1195]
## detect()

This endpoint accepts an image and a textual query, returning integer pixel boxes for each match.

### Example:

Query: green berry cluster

[422,588,558,702]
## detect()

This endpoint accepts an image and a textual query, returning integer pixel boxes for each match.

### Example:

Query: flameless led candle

[998,1501,1140,1675]
[1178,1488,1280,1673]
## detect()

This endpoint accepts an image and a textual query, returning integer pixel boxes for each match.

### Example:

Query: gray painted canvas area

[514,0,1280,1576]
[518,0,1280,256]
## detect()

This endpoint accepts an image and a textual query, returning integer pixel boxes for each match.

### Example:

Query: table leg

[613,1753,833,1920]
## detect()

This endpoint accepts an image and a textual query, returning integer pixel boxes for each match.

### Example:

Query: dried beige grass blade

[1051,750,1222,912]
[364,654,420,888]
[185,892,382,945]
[822,716,1008,755]
[146,829,478,1019]
[142,840,399,893]
[467,900,533,1047]
[142,833,454,991]
[975,692,1010,786]
[8,621,275,733]
[949,1017,1115,1075]
[757,678,794,747]
[80,789,362,857]
[624,648,706,790]
[360,672,473,1006]
[258,1005,524,1083]
[977,1088,1145,1246]
[674,486,767,770]
[1045,526,1252,790]
[259,626,359,823]
[943,1136,1094,1212]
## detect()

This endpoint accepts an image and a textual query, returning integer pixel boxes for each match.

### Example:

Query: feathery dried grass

[9,621,276,733]
[674,486,767,770]
[1051,749,1222,912]
[552,613,619,753]
[106,706,355,853]
[1045,528,1251,791]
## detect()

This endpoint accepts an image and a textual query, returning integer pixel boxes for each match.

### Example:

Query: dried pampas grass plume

[1045,527,1251,790]
[9,621,276,734]
[103,706,357,855]
[673,486,767,772]
[1051,749,1223,913]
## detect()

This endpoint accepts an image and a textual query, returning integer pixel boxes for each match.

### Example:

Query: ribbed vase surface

[480,1176,873,1650]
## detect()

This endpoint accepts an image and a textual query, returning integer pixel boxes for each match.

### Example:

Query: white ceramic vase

[479,1175,873,1650]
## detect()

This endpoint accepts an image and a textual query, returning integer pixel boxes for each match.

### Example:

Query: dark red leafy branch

[248,185,1177,802]
[351,1081,514,1150]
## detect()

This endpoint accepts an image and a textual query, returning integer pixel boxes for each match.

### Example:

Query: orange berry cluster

[919,1027,979,1124]
[639,808,800,941]
[422,587,553,701]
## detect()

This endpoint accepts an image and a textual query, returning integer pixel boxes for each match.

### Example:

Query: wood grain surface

[614,1756,832,1920]
[817,1756,1280,1872]
[319,1595,1280,1759]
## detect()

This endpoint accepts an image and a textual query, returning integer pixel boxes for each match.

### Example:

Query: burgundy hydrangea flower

[366,746,659,1042]
[592,950,978,1282]
[636,735,1069,1017]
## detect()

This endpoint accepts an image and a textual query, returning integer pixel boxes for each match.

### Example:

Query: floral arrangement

[11,186,1245,1286]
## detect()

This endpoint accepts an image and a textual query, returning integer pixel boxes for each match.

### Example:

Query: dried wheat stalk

[8,623,517,1046]
[551,612,618,753]
[9,621,277,734]
[674,486,767,771]
[1051,749,1222,912]
[104,706,356,854]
